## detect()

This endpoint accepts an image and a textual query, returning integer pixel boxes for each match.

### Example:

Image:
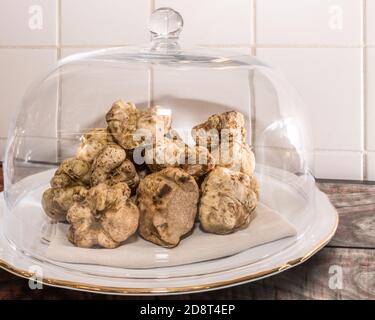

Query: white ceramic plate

[0,167,338,295]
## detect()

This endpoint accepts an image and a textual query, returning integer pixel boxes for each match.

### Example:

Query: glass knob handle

[149,7,184,40]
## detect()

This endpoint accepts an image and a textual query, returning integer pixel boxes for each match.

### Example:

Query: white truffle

[137,167,199,247]
[67,183,139,248]
[106,101,171,150]
[199,167,258,234]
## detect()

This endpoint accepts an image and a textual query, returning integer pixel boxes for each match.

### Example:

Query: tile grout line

[56,0,62,162]
[2,44,374,49]
[252,43,364,48]
[248,70,256,146]
[150,0,155,42]
[251,0,257,56]
[149,0,155,106]
[57,0,62,58]
[363,0,368,180]
[0,45,58,49]
[314,149,363,153]
[250,0,257,146]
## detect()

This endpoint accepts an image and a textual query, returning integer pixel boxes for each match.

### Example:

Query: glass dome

[3,8,316,277]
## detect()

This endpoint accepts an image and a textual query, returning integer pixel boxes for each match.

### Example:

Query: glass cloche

[1,8,336,292]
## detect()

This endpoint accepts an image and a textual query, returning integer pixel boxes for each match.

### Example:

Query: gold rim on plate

[0,211,338,295]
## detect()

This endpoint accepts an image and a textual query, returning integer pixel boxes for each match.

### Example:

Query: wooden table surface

[0,166,374,300]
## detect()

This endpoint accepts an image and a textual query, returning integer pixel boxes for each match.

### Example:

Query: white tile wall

[61,0,150,46]
[0,48,57,135]
[367,0,375,46]
[256,0,362,45]
[256,48,363,151]
[367,152,375,180]
[367,48,375,151]
[155,0,254,45]
[0,48,57,130]
[0,0,373,180]
[314,151,363,180]
[0,48,58,162]
[0,0,57,46]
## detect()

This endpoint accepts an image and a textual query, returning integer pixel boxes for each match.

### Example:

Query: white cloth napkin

[45,203,297,269]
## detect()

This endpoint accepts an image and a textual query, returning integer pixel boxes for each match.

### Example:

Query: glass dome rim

[58,45,269,70]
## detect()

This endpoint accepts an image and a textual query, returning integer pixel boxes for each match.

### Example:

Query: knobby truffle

[67,183,139,248]
[42,186,88,222]
[199,167,259,234]
[50,158,91,189]
[144,136,215,178]
[76,128,113,163]
[212,141,255,176]
[106,101,171,150]
[192,110,246,149]
[137,167,199,247]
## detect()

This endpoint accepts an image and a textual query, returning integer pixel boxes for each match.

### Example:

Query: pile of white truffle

[42,100,259,249]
